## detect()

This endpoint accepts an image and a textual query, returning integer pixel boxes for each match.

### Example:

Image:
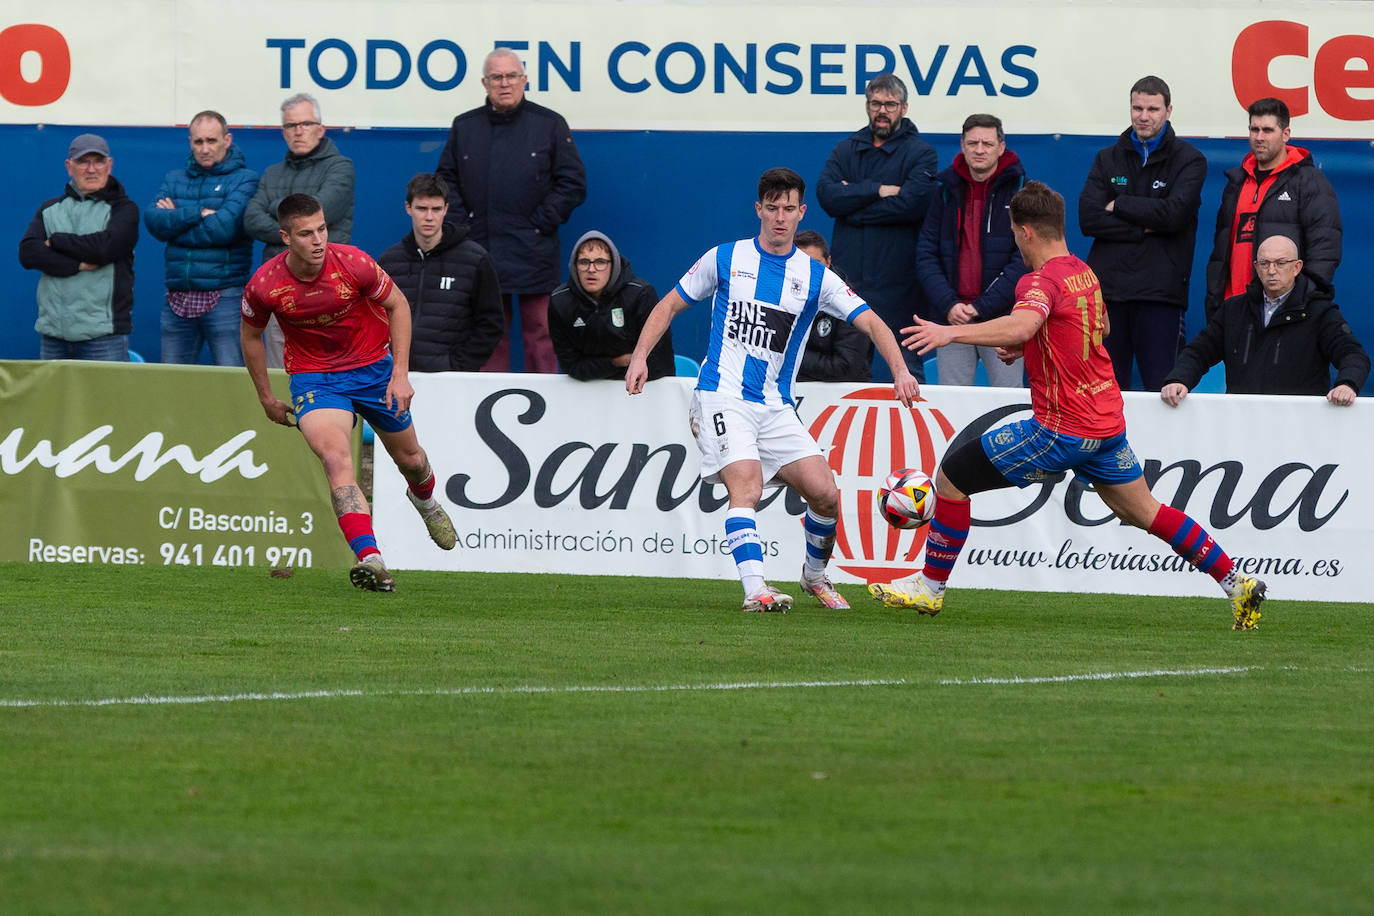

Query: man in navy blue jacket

[436,49,587,374]
[818,73,938,382]
[916,113,1027,387]
[145,110,259,366]
[1079,75,1206,391]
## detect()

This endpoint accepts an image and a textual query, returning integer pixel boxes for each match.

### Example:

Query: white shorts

[689,390,822,486]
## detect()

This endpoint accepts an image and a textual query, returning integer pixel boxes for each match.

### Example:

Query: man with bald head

[436,48,587,373]
[1162,234,1367,405]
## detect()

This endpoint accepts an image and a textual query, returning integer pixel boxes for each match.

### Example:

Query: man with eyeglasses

[377,173,504,372]
[1204,97,1341,321]
[549,230,674,381]
[244,92,355,367]
[19,133,139,361]
[436,48,587,374]
[817,73,938,383]
[1163,234,1366,404]
[1079,75,1206,392]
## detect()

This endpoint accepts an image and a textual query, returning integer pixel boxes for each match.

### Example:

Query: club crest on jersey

[790,277,803,294]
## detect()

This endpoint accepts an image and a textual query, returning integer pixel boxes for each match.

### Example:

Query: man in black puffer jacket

[376,174,503,372]
[1079,76,1207,391]
[549,230,674,382]
[1162,235,1367,405]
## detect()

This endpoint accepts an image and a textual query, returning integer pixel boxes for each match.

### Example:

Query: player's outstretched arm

[242,320,294,426]
[627,288,689,395]
[902,310,1042,354]
[853,310,917,407]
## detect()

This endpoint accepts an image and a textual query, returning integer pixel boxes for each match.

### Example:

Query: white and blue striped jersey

[676,238,871,407]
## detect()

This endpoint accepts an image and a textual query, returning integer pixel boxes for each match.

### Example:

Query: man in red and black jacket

[1205,96,1341,320]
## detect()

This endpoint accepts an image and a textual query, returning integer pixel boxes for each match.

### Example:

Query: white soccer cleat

[742,585,793,613]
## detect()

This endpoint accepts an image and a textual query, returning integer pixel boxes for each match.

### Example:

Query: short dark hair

[277,193,323,227]
[865,73,908,104]
[758,167,806,204]
[189,110,228,132]
[1009,181,1065,241]
[793,230,829,260]
[405,173,449,204]
[1130,76,1171,108]
[961,113,1004,142]
[1248,97,1291,129]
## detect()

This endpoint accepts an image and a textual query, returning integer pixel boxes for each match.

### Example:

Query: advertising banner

[375,373,1370,602]
[0,360,355,570]
[2,1,1372,137]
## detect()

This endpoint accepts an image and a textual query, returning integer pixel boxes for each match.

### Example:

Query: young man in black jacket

[549,230,674,382]
[376,174,503,372]
[1079,76,1207,392]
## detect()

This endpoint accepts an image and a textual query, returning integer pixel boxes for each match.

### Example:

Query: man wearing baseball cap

[18,133,140,360]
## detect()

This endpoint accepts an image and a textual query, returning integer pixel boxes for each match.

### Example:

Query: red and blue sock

[922,496,971,588]
[338,512,381,561]
[1149,505,1234,584]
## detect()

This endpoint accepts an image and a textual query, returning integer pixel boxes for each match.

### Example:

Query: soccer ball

[876,468,937,530]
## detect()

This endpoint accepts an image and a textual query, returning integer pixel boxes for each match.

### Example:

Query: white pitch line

[938,665,1258,686]
[0,668,1267,710]
[0,678,908,709]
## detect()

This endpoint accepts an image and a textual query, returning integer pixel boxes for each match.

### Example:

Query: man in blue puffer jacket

[144,110,259,365]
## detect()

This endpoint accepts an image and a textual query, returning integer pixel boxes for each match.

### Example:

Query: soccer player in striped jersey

[869,181,1266,629]
[626,168,918,612]
[241,193,456,592]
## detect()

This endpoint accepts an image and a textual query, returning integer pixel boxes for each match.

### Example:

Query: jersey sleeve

[674,247,719,304]
[239,277,272,328]
[343,246,394,302]
[820,267,870,323]
[1013,270,1056,320]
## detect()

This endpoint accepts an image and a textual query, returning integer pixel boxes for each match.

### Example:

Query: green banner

[0,360,353,569]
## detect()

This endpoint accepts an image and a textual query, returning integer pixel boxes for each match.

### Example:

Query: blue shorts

[289,355,412,434]
[982,418,1142,487]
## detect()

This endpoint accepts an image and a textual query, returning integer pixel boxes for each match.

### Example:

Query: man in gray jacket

[243,93,355,366]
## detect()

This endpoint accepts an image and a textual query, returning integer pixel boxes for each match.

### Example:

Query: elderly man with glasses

[243,92,355,367]
[817,72,938,382]
[436,48,587,374]
[1162,234,1367,404]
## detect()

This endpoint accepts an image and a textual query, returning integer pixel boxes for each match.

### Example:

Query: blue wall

[3,123,1370,381]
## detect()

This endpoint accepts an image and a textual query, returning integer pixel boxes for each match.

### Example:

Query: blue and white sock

[724,507,766,596]
[802,508,837,582]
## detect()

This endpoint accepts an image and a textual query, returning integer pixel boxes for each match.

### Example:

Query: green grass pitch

[1,562,1371,915]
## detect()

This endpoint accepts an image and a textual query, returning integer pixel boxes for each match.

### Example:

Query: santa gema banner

[375,374,1371,602]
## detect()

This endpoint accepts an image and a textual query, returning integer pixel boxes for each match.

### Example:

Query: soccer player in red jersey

[241,193,456,591]
[868,181,1266,629]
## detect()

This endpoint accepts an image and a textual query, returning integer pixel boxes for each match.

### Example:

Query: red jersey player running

[240,193,456,591]
[868,181,1266,630]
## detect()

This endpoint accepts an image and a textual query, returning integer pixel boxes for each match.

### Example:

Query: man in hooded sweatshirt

[376,173,503,372]
[549,230,674,382]
[1205,96,1341,321]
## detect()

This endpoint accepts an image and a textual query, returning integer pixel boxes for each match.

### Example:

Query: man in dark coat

[549,230,673,382]
[436,49,587,373]
[917,113,1028,387]
[793,230,871,382]
[376,174,503,373]
[1079,76,1207,391]
[1205,97,1341,319]
[817,73,937,382]
[1162,235,1367,405]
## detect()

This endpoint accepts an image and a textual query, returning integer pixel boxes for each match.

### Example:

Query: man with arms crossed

[626,168,919,612]
[870,181,1267,630]
[240,194,456,592]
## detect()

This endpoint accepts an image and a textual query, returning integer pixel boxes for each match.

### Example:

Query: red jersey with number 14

[241,244,394,374]
[1012,254,1124,438]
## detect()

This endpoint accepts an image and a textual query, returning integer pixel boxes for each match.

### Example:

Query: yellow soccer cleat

[407,489,457,550]
[867,575,943,616]
[1230,575,1266,630]
[349,554,396,592]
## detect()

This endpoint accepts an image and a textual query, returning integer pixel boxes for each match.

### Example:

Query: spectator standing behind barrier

[817,73,938,383]
[549,230,674,382]
[243,93,355,368]
[376,174,503,372]
[1162,235,1368,406]
[1205,97,1341,319]
[1078,76,1205,391]
[18,133,138,361]
[793,230,871,382]
[917,113,1028,387]
[143,110,258,366]
[436,49,587,374]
